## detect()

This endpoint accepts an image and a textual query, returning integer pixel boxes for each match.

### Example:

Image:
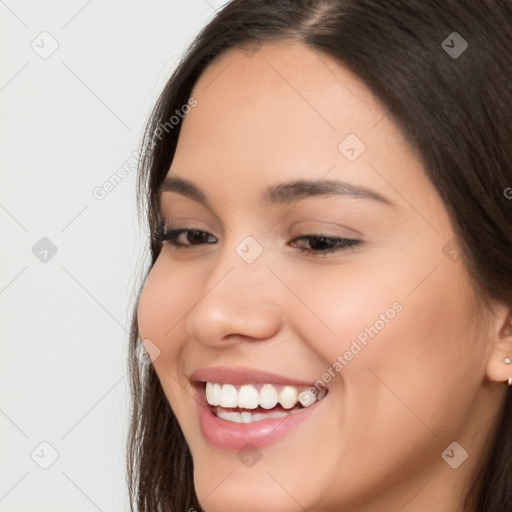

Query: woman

[127,1,512,511]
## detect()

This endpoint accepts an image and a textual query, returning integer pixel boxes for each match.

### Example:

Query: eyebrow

[158,175,395,208]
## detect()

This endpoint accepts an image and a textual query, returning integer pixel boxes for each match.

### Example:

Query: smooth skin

[137,42,512,512]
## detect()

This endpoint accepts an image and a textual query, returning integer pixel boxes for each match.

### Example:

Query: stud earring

[505,357,511,364]
[509,377,512,386]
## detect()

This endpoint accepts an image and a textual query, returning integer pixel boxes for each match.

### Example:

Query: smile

[205,382,328,423]
[190,367,330,449]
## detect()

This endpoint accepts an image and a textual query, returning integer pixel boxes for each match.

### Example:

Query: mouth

[190,367,329,449]
[204,381,327,423]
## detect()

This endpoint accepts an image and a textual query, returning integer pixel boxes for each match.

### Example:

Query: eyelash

[156,228,361,256]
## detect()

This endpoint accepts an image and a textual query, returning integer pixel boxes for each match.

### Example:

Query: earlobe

[485,305,512,386]
[503,354,512,386]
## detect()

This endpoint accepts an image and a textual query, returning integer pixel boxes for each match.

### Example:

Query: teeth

[254,410,291,420]
[217,408,298,423]
[205,382,222,406]
[218,410,241,422]
[238,385,260,409]
[298,389,317,407]
[259,384,278,409]
[219,384,237,408]
[279,385,298,409]
[240,412,252,423]
[205,382,327,410]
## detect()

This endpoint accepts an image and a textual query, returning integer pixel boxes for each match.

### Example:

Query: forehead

[170,41,439,220]
[184,42,385,155]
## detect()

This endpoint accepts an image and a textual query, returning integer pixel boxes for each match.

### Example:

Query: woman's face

[137,42,501,511]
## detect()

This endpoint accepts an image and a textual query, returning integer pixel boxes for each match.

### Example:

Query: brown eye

[289,236,361,255]
[158,229,217,247]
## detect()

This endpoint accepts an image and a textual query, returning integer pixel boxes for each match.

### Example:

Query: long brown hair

[127,1,512,510]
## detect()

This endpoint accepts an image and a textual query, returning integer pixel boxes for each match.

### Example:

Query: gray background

[1,1,229,510]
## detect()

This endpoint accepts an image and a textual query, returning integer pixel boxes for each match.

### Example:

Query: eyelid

[289,219,364,238]
[158,198,224,231]
[159,216,215,237]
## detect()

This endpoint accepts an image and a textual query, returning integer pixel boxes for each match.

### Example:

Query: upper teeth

[205,382,324,409]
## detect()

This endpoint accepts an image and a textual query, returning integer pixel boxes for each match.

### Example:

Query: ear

[485,302,512,384]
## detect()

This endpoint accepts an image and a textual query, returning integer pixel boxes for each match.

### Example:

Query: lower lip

[194,385,326,450]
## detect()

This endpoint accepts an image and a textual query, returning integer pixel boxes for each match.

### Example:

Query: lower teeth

[216,409,303,423]
[213,403,305,423]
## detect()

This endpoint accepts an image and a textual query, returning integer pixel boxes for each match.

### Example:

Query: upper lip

[189,366,318,387]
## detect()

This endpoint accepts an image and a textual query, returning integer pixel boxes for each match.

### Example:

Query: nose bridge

[185,235,282,344]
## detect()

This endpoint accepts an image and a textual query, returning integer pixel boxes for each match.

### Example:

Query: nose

[185,247,283,347]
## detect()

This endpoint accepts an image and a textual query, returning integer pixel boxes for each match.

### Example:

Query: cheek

[351,259,482,441]
[277,245,483,429]
[270,257,407,367]
[137,255,195,363]
[136,256,199,421]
